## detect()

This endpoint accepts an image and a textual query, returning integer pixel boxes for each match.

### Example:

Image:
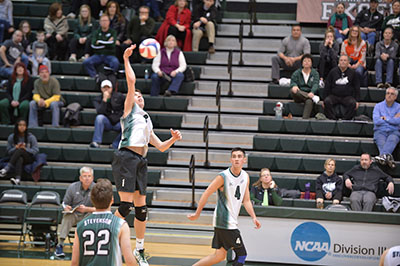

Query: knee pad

[233,245,247,266]
[118,201,133,218]
[135,206,147,222]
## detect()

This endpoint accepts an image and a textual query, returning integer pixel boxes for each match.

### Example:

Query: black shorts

[212,227,244,251]
[112,148,148,195]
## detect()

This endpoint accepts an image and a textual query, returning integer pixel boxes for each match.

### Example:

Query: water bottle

[274,102,283,119]
[45,233,51,251]
[144,69,149,80]
[304,182,311,200]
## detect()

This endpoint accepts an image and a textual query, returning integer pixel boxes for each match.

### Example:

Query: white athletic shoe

[134,249,149,266]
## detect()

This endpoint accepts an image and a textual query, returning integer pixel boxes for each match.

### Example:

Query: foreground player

[112,45,182,266]
[71,178,137,266]
[188,147,261,266]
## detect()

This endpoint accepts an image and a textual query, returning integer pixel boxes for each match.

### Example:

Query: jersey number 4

[83,229,110,256]
[234,185,241,200]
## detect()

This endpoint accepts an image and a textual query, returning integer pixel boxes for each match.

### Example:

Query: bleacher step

[201,66,271,81]
[182,113,259,130]
[214,37,281,51]
[188,97,264,113]
[195,81,268,96]
[207,51,274,66]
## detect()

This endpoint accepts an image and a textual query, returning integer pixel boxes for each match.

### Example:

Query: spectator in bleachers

[191,0,218,54]
[90,80,124,149]
[344,153,394,211]
[30,31,52,76]
[124,6,155,63]
[0,30,29,79]
[66,0,90,19]
[90,0,109,20]
[382,0,400,42]
[0,119,38,185]
[373,87,400,168]
[250,168,283,206]
[354,0,383,48]
[156,0,192,51]
[315,159,343,209]
[289,54,320,119]
[44,2,69,61]
[327,2,353,44]
[105,1,127,62]
[151,35,187,96]
[319,26,339,84]
[143,0,164,22]
[54,166,95,258]
[341,25,368,87]
[0,0,14,44]
[18,20,35,55]
[83,14,119,78]
[323,55,360,120]
[0,62,33,125]
[374,27,398,89]
[28,65,64,128]
[271,25,310,84]
[69,5,97,63]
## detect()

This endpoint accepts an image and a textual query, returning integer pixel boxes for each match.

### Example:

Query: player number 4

[234,185,241,200]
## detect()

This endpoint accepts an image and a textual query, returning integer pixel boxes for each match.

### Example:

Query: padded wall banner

[297,0,390,23]
[238,216,400,266]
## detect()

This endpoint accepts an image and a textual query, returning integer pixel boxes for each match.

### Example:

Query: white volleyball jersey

[384,246,400,266]
[213,168,248,229]
[119,104,153,156]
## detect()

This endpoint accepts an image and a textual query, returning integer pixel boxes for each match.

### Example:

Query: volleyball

[139,38,160,59]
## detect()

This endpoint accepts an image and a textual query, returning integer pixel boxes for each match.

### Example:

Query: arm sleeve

[333,177,343,201]
[271,189,283,206]
[389,42,398,59]
[43,17,55,35]
[278,38,287,55]
[7,1,13,26]
[62,185,75,206]
[5,78,12,101]
[19,78,34,102]
[26,134,39,156]
[73,21,81,39]
[373,103,386,126]
[303,38,311,54]
[353,71,361,101]
[176,51,187,73]
[152,52,161,73]
[141,18,155,37]
[315,176,324,199]
[33,94,41,102]
[166,6,178,26]
[93,97,108,114]
[374,42,382,59]
[58,18,69,36]
[290,70,299,88]
[44,95,61,108]
[250,186,262,204]
[311,70,320,94]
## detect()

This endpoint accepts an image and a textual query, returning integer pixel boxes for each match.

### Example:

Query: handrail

[203,116,210,167]
[239,20,244,65]
[248,0,257,37]
[189,154,196,209]
[216,81,222,130]
[227,50,233,96]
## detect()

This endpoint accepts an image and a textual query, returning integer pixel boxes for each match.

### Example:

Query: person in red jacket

[155,0,192,51]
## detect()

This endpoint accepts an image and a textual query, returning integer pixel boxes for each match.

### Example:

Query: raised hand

[123,44,137,60]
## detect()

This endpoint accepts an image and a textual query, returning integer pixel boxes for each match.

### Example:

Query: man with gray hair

[54,166,96,257]
[373,87,400,168]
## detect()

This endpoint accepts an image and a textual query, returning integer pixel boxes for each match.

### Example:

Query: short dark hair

[292,24,301,29]
[301,53,313,65]
[361,153,371,160]
[91,178,113,209]
[231,147,246,156]
[139,5,150,12]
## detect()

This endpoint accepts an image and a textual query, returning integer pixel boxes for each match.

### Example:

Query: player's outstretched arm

[70,231,80,266]
[149,128,182,152]
[187,175,224,221]
[123,44,137,117]
[243,177,261,229]
[120,222,138,266]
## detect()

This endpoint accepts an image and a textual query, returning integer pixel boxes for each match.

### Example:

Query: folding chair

[0,189,28,250]
[22,191,61,251]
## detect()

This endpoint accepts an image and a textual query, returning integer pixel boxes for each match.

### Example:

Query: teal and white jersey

[213,168,248,229]
[76,211,126,266]
[119,104,153,156]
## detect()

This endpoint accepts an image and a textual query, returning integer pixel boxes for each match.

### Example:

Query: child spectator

[30,31,51,76]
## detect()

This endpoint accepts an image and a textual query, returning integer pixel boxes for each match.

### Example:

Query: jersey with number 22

[213,168,248,230]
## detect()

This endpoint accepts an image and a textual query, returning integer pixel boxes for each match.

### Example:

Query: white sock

[136,238,144,250]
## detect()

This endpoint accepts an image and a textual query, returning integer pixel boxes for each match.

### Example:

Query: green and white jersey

[76,211,126,266]
[213,168,248,229]
[119,104,153,156]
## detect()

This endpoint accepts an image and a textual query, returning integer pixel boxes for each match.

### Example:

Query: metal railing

[189,154,196,209]
[203,116,210,167]
[216,81,222,130]
[248,0,257,37]
[227,50,233,96]
[239,20,244,66]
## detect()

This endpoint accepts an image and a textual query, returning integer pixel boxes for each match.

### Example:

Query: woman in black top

[316,158,343,209]
[319,26,339,84]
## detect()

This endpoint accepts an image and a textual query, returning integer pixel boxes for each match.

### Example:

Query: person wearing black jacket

[323,54,360,120]
[315,159,343,209]
[0,62,33,124]
[191,0,218,53]
[354,0,383,47]
[344,153,395,211]
[319,27,339,82]
[90,80,125,149]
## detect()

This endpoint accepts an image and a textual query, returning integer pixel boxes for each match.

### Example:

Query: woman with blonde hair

[69,5,97,62]
[341,25,368,86]
[250,168,282,206]
[315,159,343,209]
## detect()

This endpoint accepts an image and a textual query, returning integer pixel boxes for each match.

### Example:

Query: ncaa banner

[297,0,390,23]
[238,216,400,266]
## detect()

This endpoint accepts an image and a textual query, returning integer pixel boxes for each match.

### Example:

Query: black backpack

[63,102,83,128]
